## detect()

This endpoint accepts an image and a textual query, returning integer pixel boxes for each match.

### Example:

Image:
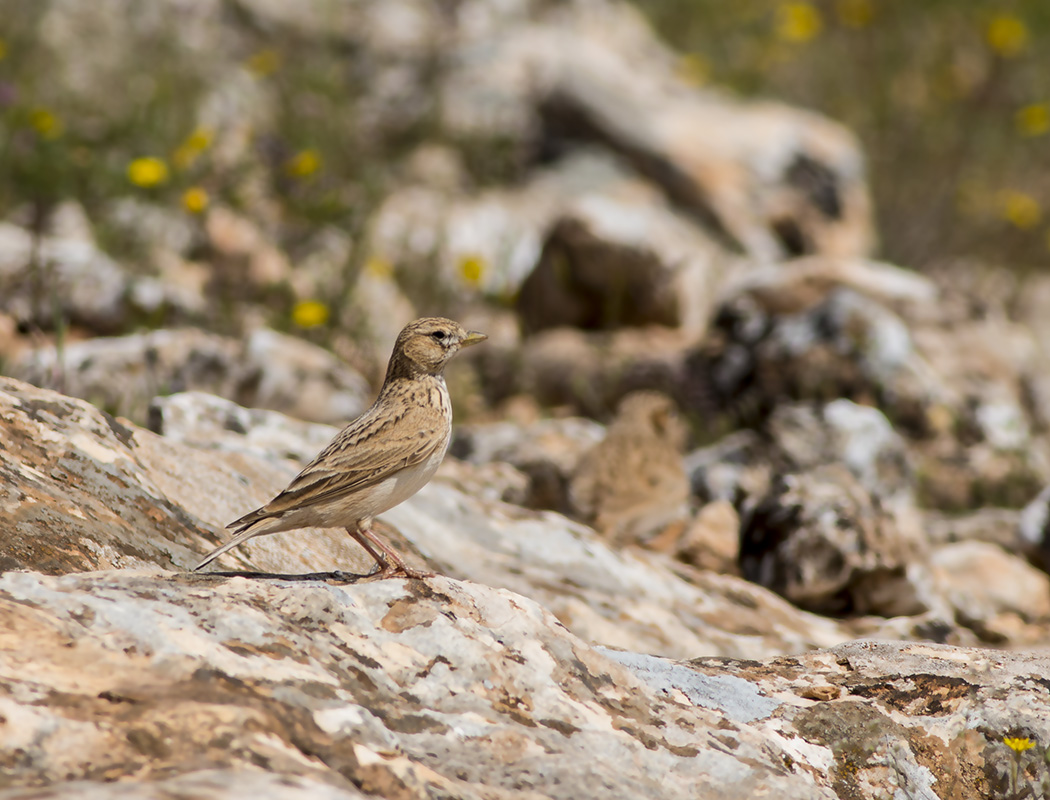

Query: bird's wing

[253,402,447,518]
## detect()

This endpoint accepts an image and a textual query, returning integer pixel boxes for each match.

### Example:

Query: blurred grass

[1,0,1047,343]
[639,0,1050,271]
[0,0,444,339]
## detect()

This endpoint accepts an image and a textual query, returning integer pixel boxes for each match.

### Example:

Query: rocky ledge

[2,376,1048,800]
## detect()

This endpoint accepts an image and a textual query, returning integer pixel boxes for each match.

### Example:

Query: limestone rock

[3,378,1050,798]
[930,540,1050,644]
[739,464,932,617]
[686,264,1050,514]
[0,376,850,659]
[1020,485,1050,569]
[685,286,938,432]
[443,6,873,261]
[148,390,338,463]
[0,568,832,799]
[451,415,604,512]
[766,400,914,500]
[513,325,693,418]
[242,329,372,425]
[0,375,367,576]
[0,564,1046,799]
[0,204,128,332]
[6,328,371,426]
[688,400,912,532]
[205,206,291,288]
[516,193,730,336]
[673,499,740,573]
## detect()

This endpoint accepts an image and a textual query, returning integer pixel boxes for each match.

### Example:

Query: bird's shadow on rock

[191,569,374,584]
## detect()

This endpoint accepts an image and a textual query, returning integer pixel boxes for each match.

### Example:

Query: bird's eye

[430,331,446,342]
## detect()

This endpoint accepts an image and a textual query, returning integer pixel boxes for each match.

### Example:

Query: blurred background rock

[2,0,1050,645]
[6,6,1050,794]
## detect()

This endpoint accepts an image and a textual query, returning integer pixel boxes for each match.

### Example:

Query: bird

[193,317,487,579]
[568,391,690,547]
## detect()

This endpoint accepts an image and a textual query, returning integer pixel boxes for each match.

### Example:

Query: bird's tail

[191,507,274,571]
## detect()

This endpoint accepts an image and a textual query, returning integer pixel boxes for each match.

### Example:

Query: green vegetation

[638,0,1050,269]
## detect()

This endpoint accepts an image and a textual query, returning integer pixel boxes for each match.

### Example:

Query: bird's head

[389,317,488,378]
[614,391,687,450]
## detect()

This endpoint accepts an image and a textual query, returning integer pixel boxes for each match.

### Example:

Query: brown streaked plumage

[193,317,487,579]
[568,391,690,547]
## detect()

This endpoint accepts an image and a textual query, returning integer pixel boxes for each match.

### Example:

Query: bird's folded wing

[261,408,446,515]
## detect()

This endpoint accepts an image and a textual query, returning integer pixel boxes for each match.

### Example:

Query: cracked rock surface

[1,377,1048,799]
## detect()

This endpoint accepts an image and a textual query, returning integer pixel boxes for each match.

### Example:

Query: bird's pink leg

[345,520,434,580]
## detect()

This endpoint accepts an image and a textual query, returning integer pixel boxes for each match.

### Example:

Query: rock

[206,206,291,288]
[739,464,931,617]
[516,193,730,336]
[568,391,690,546]
[0,203,129,332]
[6,328,371,426]
[369,150,656,306]
[0,377,286,575]
[148,391,338,463]
[685,264,1050,514]
[0,569,818,799]
[514,325,693,417]
[334,258,418,379]
[766,400,913,500]
[686,429,770,505]
[0,771,371,800]
[684,640,1050,800]
[242,329,371,425]
[924,507,1022,551]
[451,415,604,512]
[1,563,1047,799]
[930,541,1050,644]
[443,6,873,261]
[105,197,199,258]
[0,376,852,659]
[688,400,912,540]
[684,285,938,433]
[6,328,239,424]
[433,456,531,507]
[716,255,937,315]
[5,378,1050,798]
[1020,485,1050,569]
[673,499,740,573]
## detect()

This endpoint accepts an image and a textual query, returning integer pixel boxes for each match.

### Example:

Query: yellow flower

[29,108,62,140]
[365,256,393,279]
[987,15,1028,58]
[127,157,170,188]
[999,190,1041,230]
[246,49,281,77]
[173,127,213,169]
[291,300,330,328]
[285,149,322,179]
[457,254,486,287]
[1016,104,1050,138]
[181,187,209,214]
[676,53,709,87]
[1004,737,1036,753]
[836,0,873,29]
[776,2,823,43]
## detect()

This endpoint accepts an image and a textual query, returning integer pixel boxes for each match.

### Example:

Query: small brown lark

[568,391,690,547]
[193,317,487,579]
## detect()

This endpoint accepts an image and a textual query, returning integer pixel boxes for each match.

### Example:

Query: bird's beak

[459,330,487,348]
